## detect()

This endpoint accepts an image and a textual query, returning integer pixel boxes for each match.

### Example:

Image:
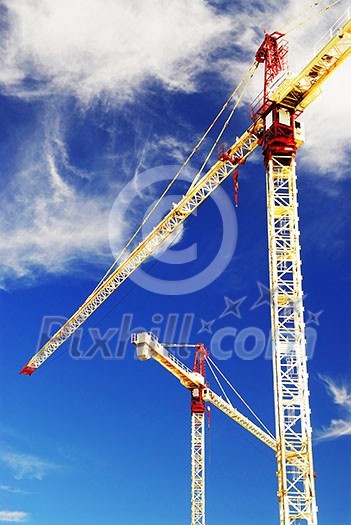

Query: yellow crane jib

[20,125,261,375]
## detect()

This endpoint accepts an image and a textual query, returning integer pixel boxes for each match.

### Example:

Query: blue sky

[0,0,350,524]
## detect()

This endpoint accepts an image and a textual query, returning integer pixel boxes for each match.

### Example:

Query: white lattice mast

[254,32,318,524]
[190,343,208,525]
[266,154,317,524]
[191,412,205,525]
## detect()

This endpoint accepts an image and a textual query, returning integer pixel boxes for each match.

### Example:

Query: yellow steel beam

[21,123,261,373]
[271,12,351,111]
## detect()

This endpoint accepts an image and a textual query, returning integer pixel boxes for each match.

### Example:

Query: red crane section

[191,344,209,415]
[251,31,289,120]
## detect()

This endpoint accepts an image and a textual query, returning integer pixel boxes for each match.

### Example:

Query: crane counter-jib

[131,332,205,390]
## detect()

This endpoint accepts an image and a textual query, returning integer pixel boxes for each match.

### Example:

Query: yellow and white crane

[131,332,277,525]
[20,7,351,525]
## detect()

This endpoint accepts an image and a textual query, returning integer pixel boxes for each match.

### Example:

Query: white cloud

[0,0,231,103]
[320,374,351,409]
[300,61,351,175]
[0,511,29,523]
[1,452,61,480]
[0,0,225,290]
[0,106,192,289]
[0,0,349,167]
[0,108,123,290]
[316,374,351,442]
[316,418,351,441]
[150,135,191,165]
[0,486,30,495]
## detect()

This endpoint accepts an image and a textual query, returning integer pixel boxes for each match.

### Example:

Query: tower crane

[130,331,307,525]
[20,7,351,525]
[131,332,277,525]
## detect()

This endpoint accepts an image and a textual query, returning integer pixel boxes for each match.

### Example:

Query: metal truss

[271,9,351,113]
[132,332,275,448]
[266,155,318,525]
[22,125,260,373]
[202,388,276,450]
[191,412,205,525]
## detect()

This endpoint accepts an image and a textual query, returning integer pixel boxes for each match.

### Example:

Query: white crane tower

[20,7,351,525]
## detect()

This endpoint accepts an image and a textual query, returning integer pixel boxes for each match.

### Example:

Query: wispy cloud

[0,96,196,290]
[147,135,191,165]
[1,451,61,480]
[0,108,125,290]
[0,0,231,103]
[0,486,30,495]
[0,511,30,523]
[315,374,351,442]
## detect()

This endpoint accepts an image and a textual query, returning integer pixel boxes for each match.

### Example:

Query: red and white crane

[20,7,351,525]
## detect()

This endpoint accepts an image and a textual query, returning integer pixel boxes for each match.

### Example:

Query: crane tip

[20,365,36,376]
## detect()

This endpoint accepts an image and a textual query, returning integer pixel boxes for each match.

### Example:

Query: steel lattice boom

[201,388,277,450]
[20,125,261,375]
